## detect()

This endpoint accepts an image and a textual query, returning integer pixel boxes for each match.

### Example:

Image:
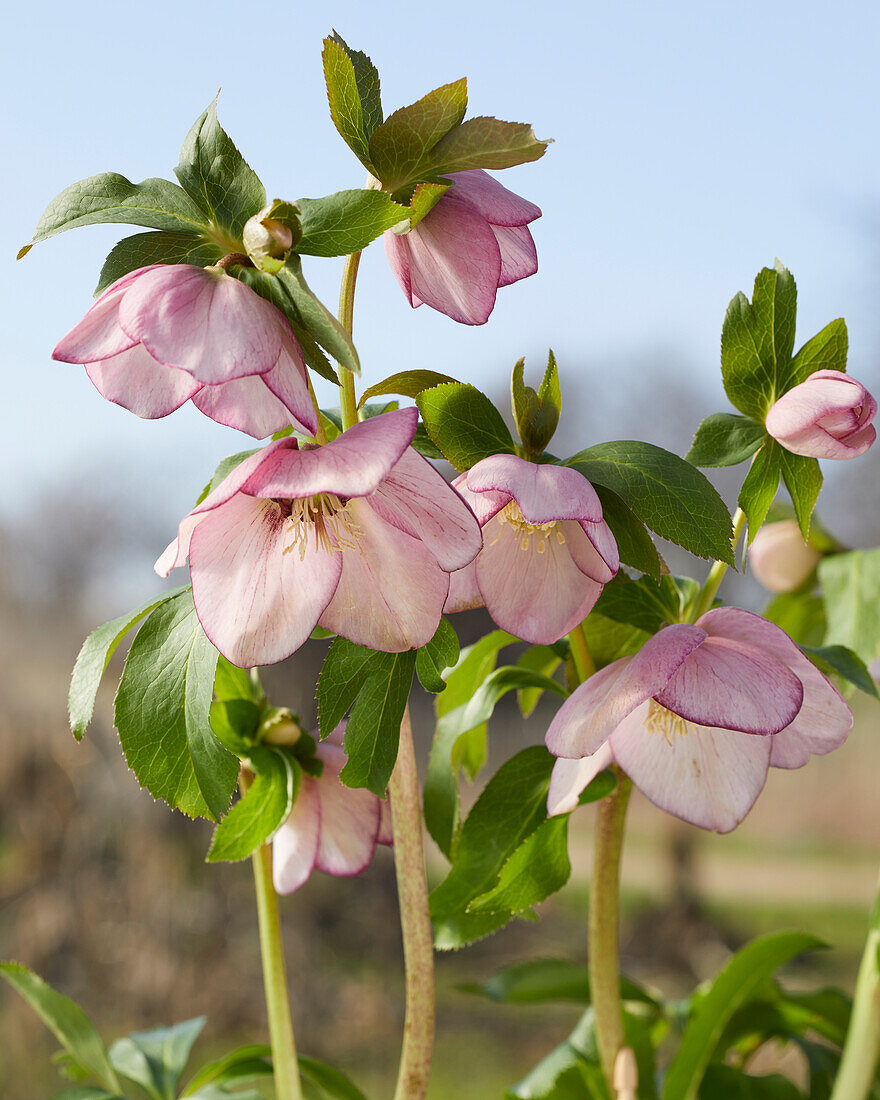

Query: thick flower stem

[569,622,596,682]
[251,841,303,1100]
[389,705,436,1100]
[829,879,880,1100]
[690,507,746,622]
[338,250,363,431]
[589,772,633,1087]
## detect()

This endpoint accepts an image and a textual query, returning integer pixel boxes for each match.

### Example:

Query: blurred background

[3,0,880,1095]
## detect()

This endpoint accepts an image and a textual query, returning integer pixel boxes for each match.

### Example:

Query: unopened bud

[748,520,821,593]
[259,707,303,746]
[243,201,301,273]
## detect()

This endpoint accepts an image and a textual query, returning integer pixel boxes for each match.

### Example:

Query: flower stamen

[277,494,361,560]
[492,500,560,553]
[644,699,695,745]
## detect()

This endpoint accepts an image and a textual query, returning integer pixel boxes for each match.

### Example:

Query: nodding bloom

[444,454,618,644]
[546,608,852,833]
[273,722,392,894]
[156,408,482,666]
[384,170,541,325]
[765,369,877,460]
[53,264,316,439]
[748,520,821,593]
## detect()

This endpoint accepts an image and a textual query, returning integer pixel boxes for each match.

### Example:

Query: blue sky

[4,0,880,537]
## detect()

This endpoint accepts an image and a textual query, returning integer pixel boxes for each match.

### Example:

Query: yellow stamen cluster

[644,699,695,745]
[492,500,566,553]
[276,494,361,560]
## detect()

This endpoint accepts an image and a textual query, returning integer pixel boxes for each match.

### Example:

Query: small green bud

[511,350,562,458]
[259,707,303,746]
[243,200,302,273]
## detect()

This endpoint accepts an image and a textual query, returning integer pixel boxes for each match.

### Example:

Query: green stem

[830,879,880,1100]
[569,622,596,682]
[251,840,302,1100]
[337,250,362,431]
[690,507,746,622]
[389,705,436,1100]
[589,772,633,1086]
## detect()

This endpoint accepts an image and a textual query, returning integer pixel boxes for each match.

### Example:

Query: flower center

[644,699,695,745]
[492,500,566,554]
[273,494,361,560]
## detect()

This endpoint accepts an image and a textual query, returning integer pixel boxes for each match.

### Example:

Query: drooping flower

[748,520,822,593]
[384,170,541,325]
[53,264,317,439]
[156,407,482,666]
[273,722,392,894]
[444,454,618,644]
[546,608,852,832]
[765,369,876,459]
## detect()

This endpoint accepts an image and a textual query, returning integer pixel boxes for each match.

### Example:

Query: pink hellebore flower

[546,607,852,833]
[273,722,392,894]
[748,520,821,594]
[156,408,482,666]
[765,369,877,460]
[445,454,618,645]
[53,264,317,439]
[384,170,541,326]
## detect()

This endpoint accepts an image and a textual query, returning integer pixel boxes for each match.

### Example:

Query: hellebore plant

[8,30,880,1100]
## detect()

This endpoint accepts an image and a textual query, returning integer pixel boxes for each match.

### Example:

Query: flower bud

[765,369,877,459]
[748,520,821,593]
[243,201,301,274]
[259,707,303,746]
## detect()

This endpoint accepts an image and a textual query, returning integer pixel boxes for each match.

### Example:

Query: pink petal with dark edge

[565,520,619,583]
[52,266,157,362]
[466,455,604,525]
[452,471,510,526]
[446,170,542,227]
[493,225,539,287]
[610,703,771,833]
[444,559,484,613]
[273,778,321,894]
[86,345,201,418]
[262,330,318,435]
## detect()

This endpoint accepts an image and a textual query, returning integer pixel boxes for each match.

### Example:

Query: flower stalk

[389,705,436,1100]
[690,506,746,622]
[338,250,362,431]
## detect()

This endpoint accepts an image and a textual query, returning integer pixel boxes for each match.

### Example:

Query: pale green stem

[251,840,302,1100]
[337,250,362,431]
[830,879,880,1100]
[569,621,596,682]
[690,507,746,622]
[589,772,633,1086]
[389,705,436,1100]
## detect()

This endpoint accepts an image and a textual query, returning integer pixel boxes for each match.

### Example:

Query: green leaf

[566,441,733,563]
[404,179,454,227]
[412,422,446,460]
[175,98,265,236]
[277,258,359,375]
[463,958,658,1008]
[298,1055,368,1100]
[594,574,692,635]
[207,747,299,862]
[593,485,663,579]
[511,353,561,457]
[738,442,781,543]
[661,931,825,1100]
[358,369,457,408]
[779,449,822,538]
[436,665,567,748]
[96,231,224,294]
[581,613,650,670]
[317,638,384,736]
[48,1090,128,1100]
[181,1044,272,1095]
[295,190,409,257]
[108,1018,205,1100]
[467,814,571,915]
[698,1065,802,1099]
[416,383,516,470]
[800,644,880,698]
[429,116,550,174]
[214,657,260,703]
[819,548,880,665]
[0,964,121,1092]
[69,586,190,741]
[368,79,468,191]
[114,591,238,820]
[789,318,848,386]
[416,618,460,693]
[721,262,798,419]
[209,699,262,754]
[340,651,417,795]
[19,175,208,259]
[686,413,766,468]
[196,449,258,504]
[517,645,564,718]
[762,592,825,647]
[322,36,379,168]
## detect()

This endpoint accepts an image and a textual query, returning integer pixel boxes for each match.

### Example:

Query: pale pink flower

[765,369,876,459]
[53,264,316,439]
[273,722,392,894]
[444,454,618,644]
[546,608,852,833]
[156,408,482,666]
[384,170,540,325]
[748,520,821,593]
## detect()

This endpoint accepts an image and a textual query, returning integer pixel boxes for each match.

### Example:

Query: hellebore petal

[377,799,393,845]
[451,471,509,526]
[313,743,382,876]
[368,447,483,571]
[547,744,614,816]
[466,455,604,525]
[53,268,151,363]
[273,778,321,894]
[86,345,201,418]
[609,702,772,833]
[565,520,619,583]
[444,558,484,613]
[118,265,289,384]
[446,170,542,227]
[191,375,301,439]
[188,493,342,667]
[318,498,448,651]
[765,369,877,459]
[493,225,539,287]
[545,624,708,758]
